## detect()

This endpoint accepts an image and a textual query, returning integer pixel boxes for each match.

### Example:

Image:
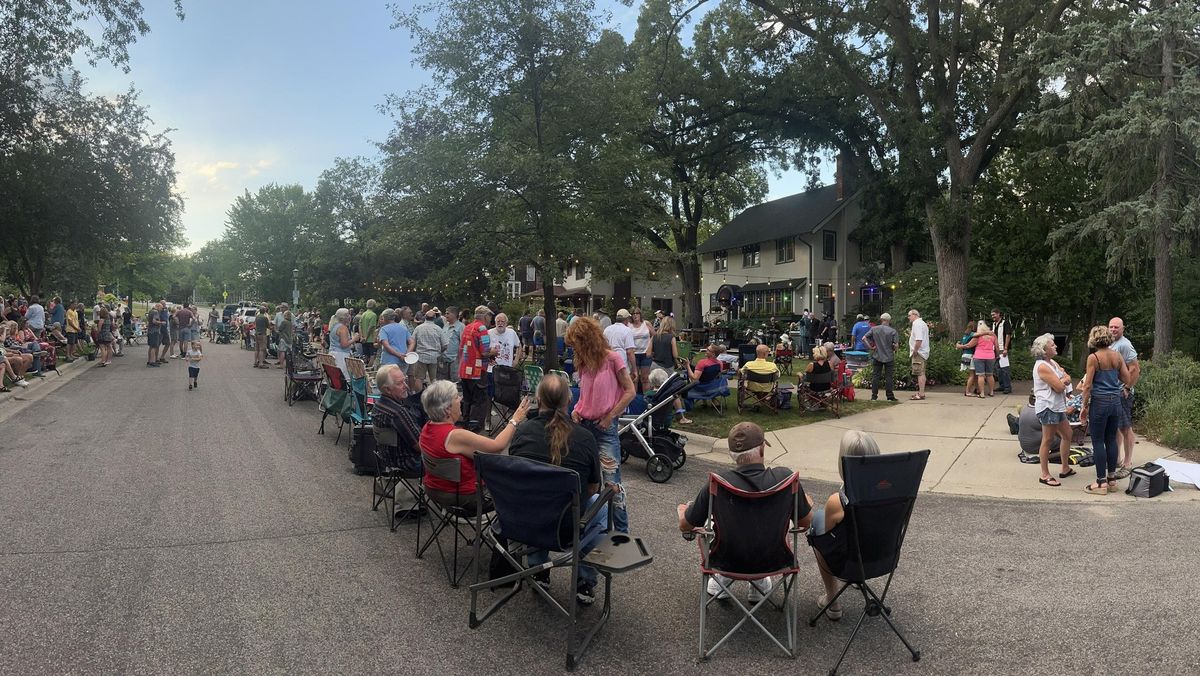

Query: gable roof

[697,184,850,255]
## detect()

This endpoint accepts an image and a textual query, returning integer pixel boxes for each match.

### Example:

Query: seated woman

[688,344,726,384]
[508,374,607,601]
[801,345,833,392]
[0,351,28,390]
[808,430,882,620]
[1,321,35,378]
[419,379,530,512]
[17,317,55,368]
[822,341,841,371]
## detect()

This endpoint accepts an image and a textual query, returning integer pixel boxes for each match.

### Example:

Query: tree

[389,0,638,368]
[223,184,316,303]
[1035,0,1200,357]
[731,0,1078,331]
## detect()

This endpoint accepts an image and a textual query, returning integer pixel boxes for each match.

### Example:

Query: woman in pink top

[970,321,998,397]
[566,316,636,533]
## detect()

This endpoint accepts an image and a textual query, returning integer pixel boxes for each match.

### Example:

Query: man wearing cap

[459,305,497,432]
[603,308,637,372]
[850,314,871,352]
[596,307,612,330]
[864,313,899,401]
[677,422,813,599]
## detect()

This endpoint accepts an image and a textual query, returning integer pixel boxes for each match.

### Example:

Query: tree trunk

[541,277,559,371]
[889,240,908,273]
[924,195,970,333]
[1152,6,1177,358]
[678,256,702,329]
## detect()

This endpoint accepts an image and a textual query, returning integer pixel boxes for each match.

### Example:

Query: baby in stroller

[617,368,694,483]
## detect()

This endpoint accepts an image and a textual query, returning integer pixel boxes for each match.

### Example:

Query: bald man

[1108,317,1141,478]
[741,343,780,393]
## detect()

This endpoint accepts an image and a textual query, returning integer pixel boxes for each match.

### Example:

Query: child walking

[186,340,203,390]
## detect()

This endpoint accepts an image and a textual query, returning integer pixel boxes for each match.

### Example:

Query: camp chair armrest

[581,485,617,526]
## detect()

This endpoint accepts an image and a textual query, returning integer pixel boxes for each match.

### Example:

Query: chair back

[745,369,779,386]
[372,423,399,449]
[321,362,347,391]
[474,453,580,552]
[523,364,544,392]
[491,364,524,408]
[422,452,462,484]
[696,362,722,385]
[707,472,800,575]
[804,368,834,387]
[345,357,367,380]
[312,353,335,368]
[838,450,930,582]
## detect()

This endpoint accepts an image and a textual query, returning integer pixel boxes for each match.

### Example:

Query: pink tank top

[574,350,627,420]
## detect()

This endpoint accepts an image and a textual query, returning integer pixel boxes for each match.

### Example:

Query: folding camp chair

[808,450,930,675]
[284,348,323,406]
[797,368,841,417]
[417,453,494,588]
[370,424,425,533]
[523,364,544,395]
[486,364,524,435]
[317,362,353,440]
[344,357,373,440]
[775,347,794,375]
[737,369,782,414]
[689,472,804,660]
[687,364,730,415]
[469,453,653,671]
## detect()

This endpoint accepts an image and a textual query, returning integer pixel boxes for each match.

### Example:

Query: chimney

[835,151,855,201]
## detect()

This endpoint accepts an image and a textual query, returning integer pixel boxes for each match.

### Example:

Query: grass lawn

[679,396,897,438]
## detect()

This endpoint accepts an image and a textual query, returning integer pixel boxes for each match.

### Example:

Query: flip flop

[1059,469,1077,479]
[909,394,925,400]
[1039,477,1062,487]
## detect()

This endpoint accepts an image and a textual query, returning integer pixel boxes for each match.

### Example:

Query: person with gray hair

[373,362,426,518]
[864,313,899,401]
[677,422,814,602]
[419,380,530,511]
[411,309,448,386]
[328,307,357,375]
[807,430,882,620]
[906,309,929,400]
[1031,333,1074,486]
[378,307,414,372]
[439,306,464,382]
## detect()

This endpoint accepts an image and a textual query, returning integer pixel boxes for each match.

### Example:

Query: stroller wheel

[620,445,629,464]
[672,447,687,469]
[646,455,672,483]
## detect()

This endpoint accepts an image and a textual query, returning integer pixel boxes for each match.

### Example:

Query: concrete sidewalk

[684,389,1200,502]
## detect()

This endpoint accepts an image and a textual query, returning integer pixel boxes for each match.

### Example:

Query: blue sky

[84,0,820,252]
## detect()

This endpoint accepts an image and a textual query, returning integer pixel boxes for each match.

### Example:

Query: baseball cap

[728,422,770,453]
[616,308,631,319]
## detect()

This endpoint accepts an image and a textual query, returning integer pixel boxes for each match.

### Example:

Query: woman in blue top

[955,321,978,397]
[328,307,357,376]
[1077,326,1131,495]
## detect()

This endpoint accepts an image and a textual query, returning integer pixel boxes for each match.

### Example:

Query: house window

[823,230,837,261]
[651,298,673,315]
[526,265,537,282]
[743,290,788,316]
[575,264,585,281]
[713,251,728,272]
[818,284,833,302]
[742,244,760,268]
[861,286,884,306]
[505,281,522,299]
[776,237,794,264]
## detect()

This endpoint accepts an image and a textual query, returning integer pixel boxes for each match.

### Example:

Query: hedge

[851,340,1034,390]
[1134,352,1200,450]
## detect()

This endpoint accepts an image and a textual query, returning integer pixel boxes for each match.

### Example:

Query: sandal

[1059,469,1077,479]
[677,417,693,424]
[0,386,10,393]
[1084,482,1108,495]
[909,394,925,400]
[1039,476,1062,487]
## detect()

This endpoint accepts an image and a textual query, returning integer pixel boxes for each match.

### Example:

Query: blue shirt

[851,320,871,351]
[50,304,65,328]
[378,321,411,366]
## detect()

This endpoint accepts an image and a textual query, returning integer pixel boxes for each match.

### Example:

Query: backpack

[1125,463,1170,498]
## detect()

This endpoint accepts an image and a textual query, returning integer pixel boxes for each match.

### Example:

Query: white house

[507,262,684,317]
[697,175,865,321]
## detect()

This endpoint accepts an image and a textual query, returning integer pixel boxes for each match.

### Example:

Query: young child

[186,340,203,390]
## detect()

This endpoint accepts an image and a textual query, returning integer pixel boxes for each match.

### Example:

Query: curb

[0,356,96,423]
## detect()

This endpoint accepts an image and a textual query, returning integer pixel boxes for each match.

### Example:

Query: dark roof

[697,184,846,254]
[740,277,807,293]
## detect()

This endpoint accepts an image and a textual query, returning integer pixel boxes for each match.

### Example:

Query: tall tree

[734,0,1077,331]
[1036,0,1200,357]
[389,0,636,368]
[223,184,316,303]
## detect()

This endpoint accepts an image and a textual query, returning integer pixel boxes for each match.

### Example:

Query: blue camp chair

[687,363,730,415]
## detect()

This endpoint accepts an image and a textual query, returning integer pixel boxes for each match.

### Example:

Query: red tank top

[420,422,476,494]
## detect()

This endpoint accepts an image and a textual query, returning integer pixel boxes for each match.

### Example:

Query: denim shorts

[973,358,994,375]
[1036,408,1066,425]
[635,353,652,368]
[1120,391,1134,428]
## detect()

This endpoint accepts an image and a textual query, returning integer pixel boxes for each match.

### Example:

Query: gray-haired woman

[328,307,358,376]
[419,380,531,510]
[1031,334,1074,487]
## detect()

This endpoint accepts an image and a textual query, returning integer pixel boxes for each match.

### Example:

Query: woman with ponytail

[509,372,607,605]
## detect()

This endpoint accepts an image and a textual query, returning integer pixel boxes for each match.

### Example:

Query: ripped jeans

[581,419,628,533]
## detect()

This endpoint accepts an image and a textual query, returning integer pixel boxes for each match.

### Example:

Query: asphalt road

[1,343,1198,675]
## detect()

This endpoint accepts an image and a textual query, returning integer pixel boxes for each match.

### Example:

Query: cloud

[244,158,274,177]
[194,160,241,184]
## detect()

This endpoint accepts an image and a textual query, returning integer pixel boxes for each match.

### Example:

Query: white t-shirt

[630,322,652,354]
[603,321,636,369]
[909,318,930,359]
[487,328,520,370]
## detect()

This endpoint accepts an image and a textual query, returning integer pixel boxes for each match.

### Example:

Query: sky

[83,0,822,253]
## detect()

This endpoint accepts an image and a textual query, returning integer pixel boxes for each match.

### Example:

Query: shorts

[910,352,927,376]
[148,331,161,348]
[973,358,994,375]
[160,326,170,342]
[169,330,180,343]
[188,366,200,378]
[67,332,78,345]
[1120,390,1134,428]
[521,332,534,346]
[179,328,192,343]
[1036,409,1066,425]
[278,339,291,353]
[410,361,438,383]
[635,353,652,369]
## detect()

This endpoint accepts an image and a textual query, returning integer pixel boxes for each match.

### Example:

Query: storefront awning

[739,277,807,293]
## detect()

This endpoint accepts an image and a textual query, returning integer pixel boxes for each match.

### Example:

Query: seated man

[508,374,607,605]
[740,344,780,393]
[1013,396,1065,455]
[677,422,814,601]
[373,364,427,517]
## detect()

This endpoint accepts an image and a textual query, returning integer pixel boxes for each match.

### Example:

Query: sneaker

[1006,413,1020,435]
[188,383,193,390]
[747,576,778,603]
[533,571,551,593]
[706,577,731,600]
[575,581,596,606]
[817,594,843,620]
[14,379,28,387]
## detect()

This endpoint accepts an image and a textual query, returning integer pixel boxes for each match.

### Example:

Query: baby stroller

[215,322,233,344]
[617,371,694,483]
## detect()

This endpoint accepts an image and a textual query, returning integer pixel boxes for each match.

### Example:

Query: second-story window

[742,244,760,268]
[713,251,728,272]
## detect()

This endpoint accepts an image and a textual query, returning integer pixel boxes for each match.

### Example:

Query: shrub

[1135,352,1200,450]
[851,341,968,389]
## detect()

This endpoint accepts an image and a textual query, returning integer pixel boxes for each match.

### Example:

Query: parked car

[222,304,239,321]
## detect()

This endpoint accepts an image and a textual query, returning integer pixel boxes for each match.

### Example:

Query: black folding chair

[370,424,425,533]
[284,348,322,406]
[690,472,804,660]
[468,453,653,671]
[486,364,524,435]
[797,368,841,417]
[417,453,494,588]
[808,450,931,675]
[737,368,782,414]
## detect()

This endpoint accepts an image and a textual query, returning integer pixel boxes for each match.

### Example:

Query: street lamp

[292,269,299,307]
